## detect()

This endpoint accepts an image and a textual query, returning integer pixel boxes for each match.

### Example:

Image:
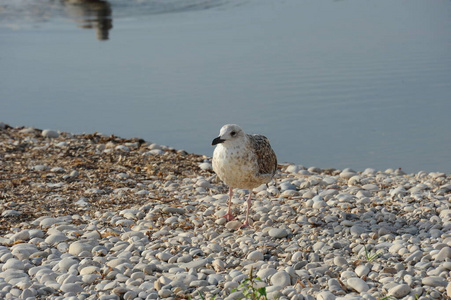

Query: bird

[211,124,277,227]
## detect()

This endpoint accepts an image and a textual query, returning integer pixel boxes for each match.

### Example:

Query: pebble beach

[0,123,450,300]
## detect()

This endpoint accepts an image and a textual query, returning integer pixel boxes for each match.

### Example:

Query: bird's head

[212,124,245,146]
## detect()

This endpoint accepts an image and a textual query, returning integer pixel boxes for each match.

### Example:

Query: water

[1,0,450,173]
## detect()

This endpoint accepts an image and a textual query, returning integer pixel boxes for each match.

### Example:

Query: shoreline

[0,123,450,299]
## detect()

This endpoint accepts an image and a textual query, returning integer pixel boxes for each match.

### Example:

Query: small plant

[377,296,396,300]
[197,291,216,300]
[231,267,268,300]
[187,291,217,300]
[363,245,382,262]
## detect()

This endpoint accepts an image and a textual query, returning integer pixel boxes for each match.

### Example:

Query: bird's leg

[221,187,235,221]
[242,192,253,228]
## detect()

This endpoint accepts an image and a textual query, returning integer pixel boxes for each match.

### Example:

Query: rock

[39,217,63,228]
[60,283,83,293]
[11,243,38,260]
[80,266,100,275]
[68,241,94,256]
[180,258,209,270]
[328,278,343,293]
[317,291,336,300]
[189,280,209,287]
[388,284,411,298]
[270,270,291,288]
[268,228,289,238]
[257,268,277,280]
[58,258,79,272]
[2,258,25,271]
[286,165,300,173]
[10,230,30,242]
[405,250,423,263]
[340,170,356,179]
[435,246,451,262]
[45,233,68,245]
[158,289,172,298]
[162,207,185,215]
[362,184,378,191]
[199,162,212,171]
[280,182,297,191]
[355,265,370,277]
[350,225,366,236]
[157,252,172,261]
[334,256,348,267]
[225,221,242,230]
[42,129,59,138]
[421,276,448,287]
[347,277,369,293]
[2,210,22,217]
[0,269,28,283]
[390,186,407,197]
[247,250,264,261]
[115,145,130,152]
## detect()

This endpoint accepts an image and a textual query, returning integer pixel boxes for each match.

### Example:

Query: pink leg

[220,187,235,221]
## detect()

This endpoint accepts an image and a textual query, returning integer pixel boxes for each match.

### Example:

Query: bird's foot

[220,212,235,222]
[240,221,253,229]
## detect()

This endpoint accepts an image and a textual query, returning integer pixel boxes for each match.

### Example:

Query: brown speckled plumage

[248,134,277,178]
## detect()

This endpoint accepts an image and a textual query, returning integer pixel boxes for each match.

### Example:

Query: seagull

[211,124,277,227]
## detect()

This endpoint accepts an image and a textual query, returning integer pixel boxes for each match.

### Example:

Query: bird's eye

[231,131,236,137]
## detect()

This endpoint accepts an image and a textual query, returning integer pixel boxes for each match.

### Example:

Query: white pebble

[347,277,369,293]
[270,270,291,288]
[268,228,289,238]
[42,129,59,138]
[247,250,264,261]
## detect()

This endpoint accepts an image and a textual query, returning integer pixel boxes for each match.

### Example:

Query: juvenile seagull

[212,124,277,227]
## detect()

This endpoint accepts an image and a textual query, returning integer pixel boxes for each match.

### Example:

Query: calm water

[1,0,451,173]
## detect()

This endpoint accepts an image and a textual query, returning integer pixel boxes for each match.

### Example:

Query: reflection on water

[63,0,112,40]
[0,0,230,40]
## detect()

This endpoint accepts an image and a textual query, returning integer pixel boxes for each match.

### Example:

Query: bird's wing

[248,134,278,176]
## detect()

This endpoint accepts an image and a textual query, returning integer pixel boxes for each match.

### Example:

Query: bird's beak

[212,137,225,146]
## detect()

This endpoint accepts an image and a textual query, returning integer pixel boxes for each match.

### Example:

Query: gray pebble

[247,250,264,261]
[388,283,411,298]
[2,258,25,271]
[10,230,30,242]
[421,276,448,287]
[316,291,336,300]
[60,282,83,293]
[180,258,209,270]
[1,210,22,217]
[42,129,59,138]
[68,241,94,256]
[162,207,186,214]
[280,182,297,191]
[270,270,291,288]
[328,278,343,293]
[346,277,369,293]
[434,246,451,262]
[355,264,370,277]
[256,268,277,280]
[199,163,212,171]
[45,233,68,245]
[268,228,289,238]
[158,288,172,298]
